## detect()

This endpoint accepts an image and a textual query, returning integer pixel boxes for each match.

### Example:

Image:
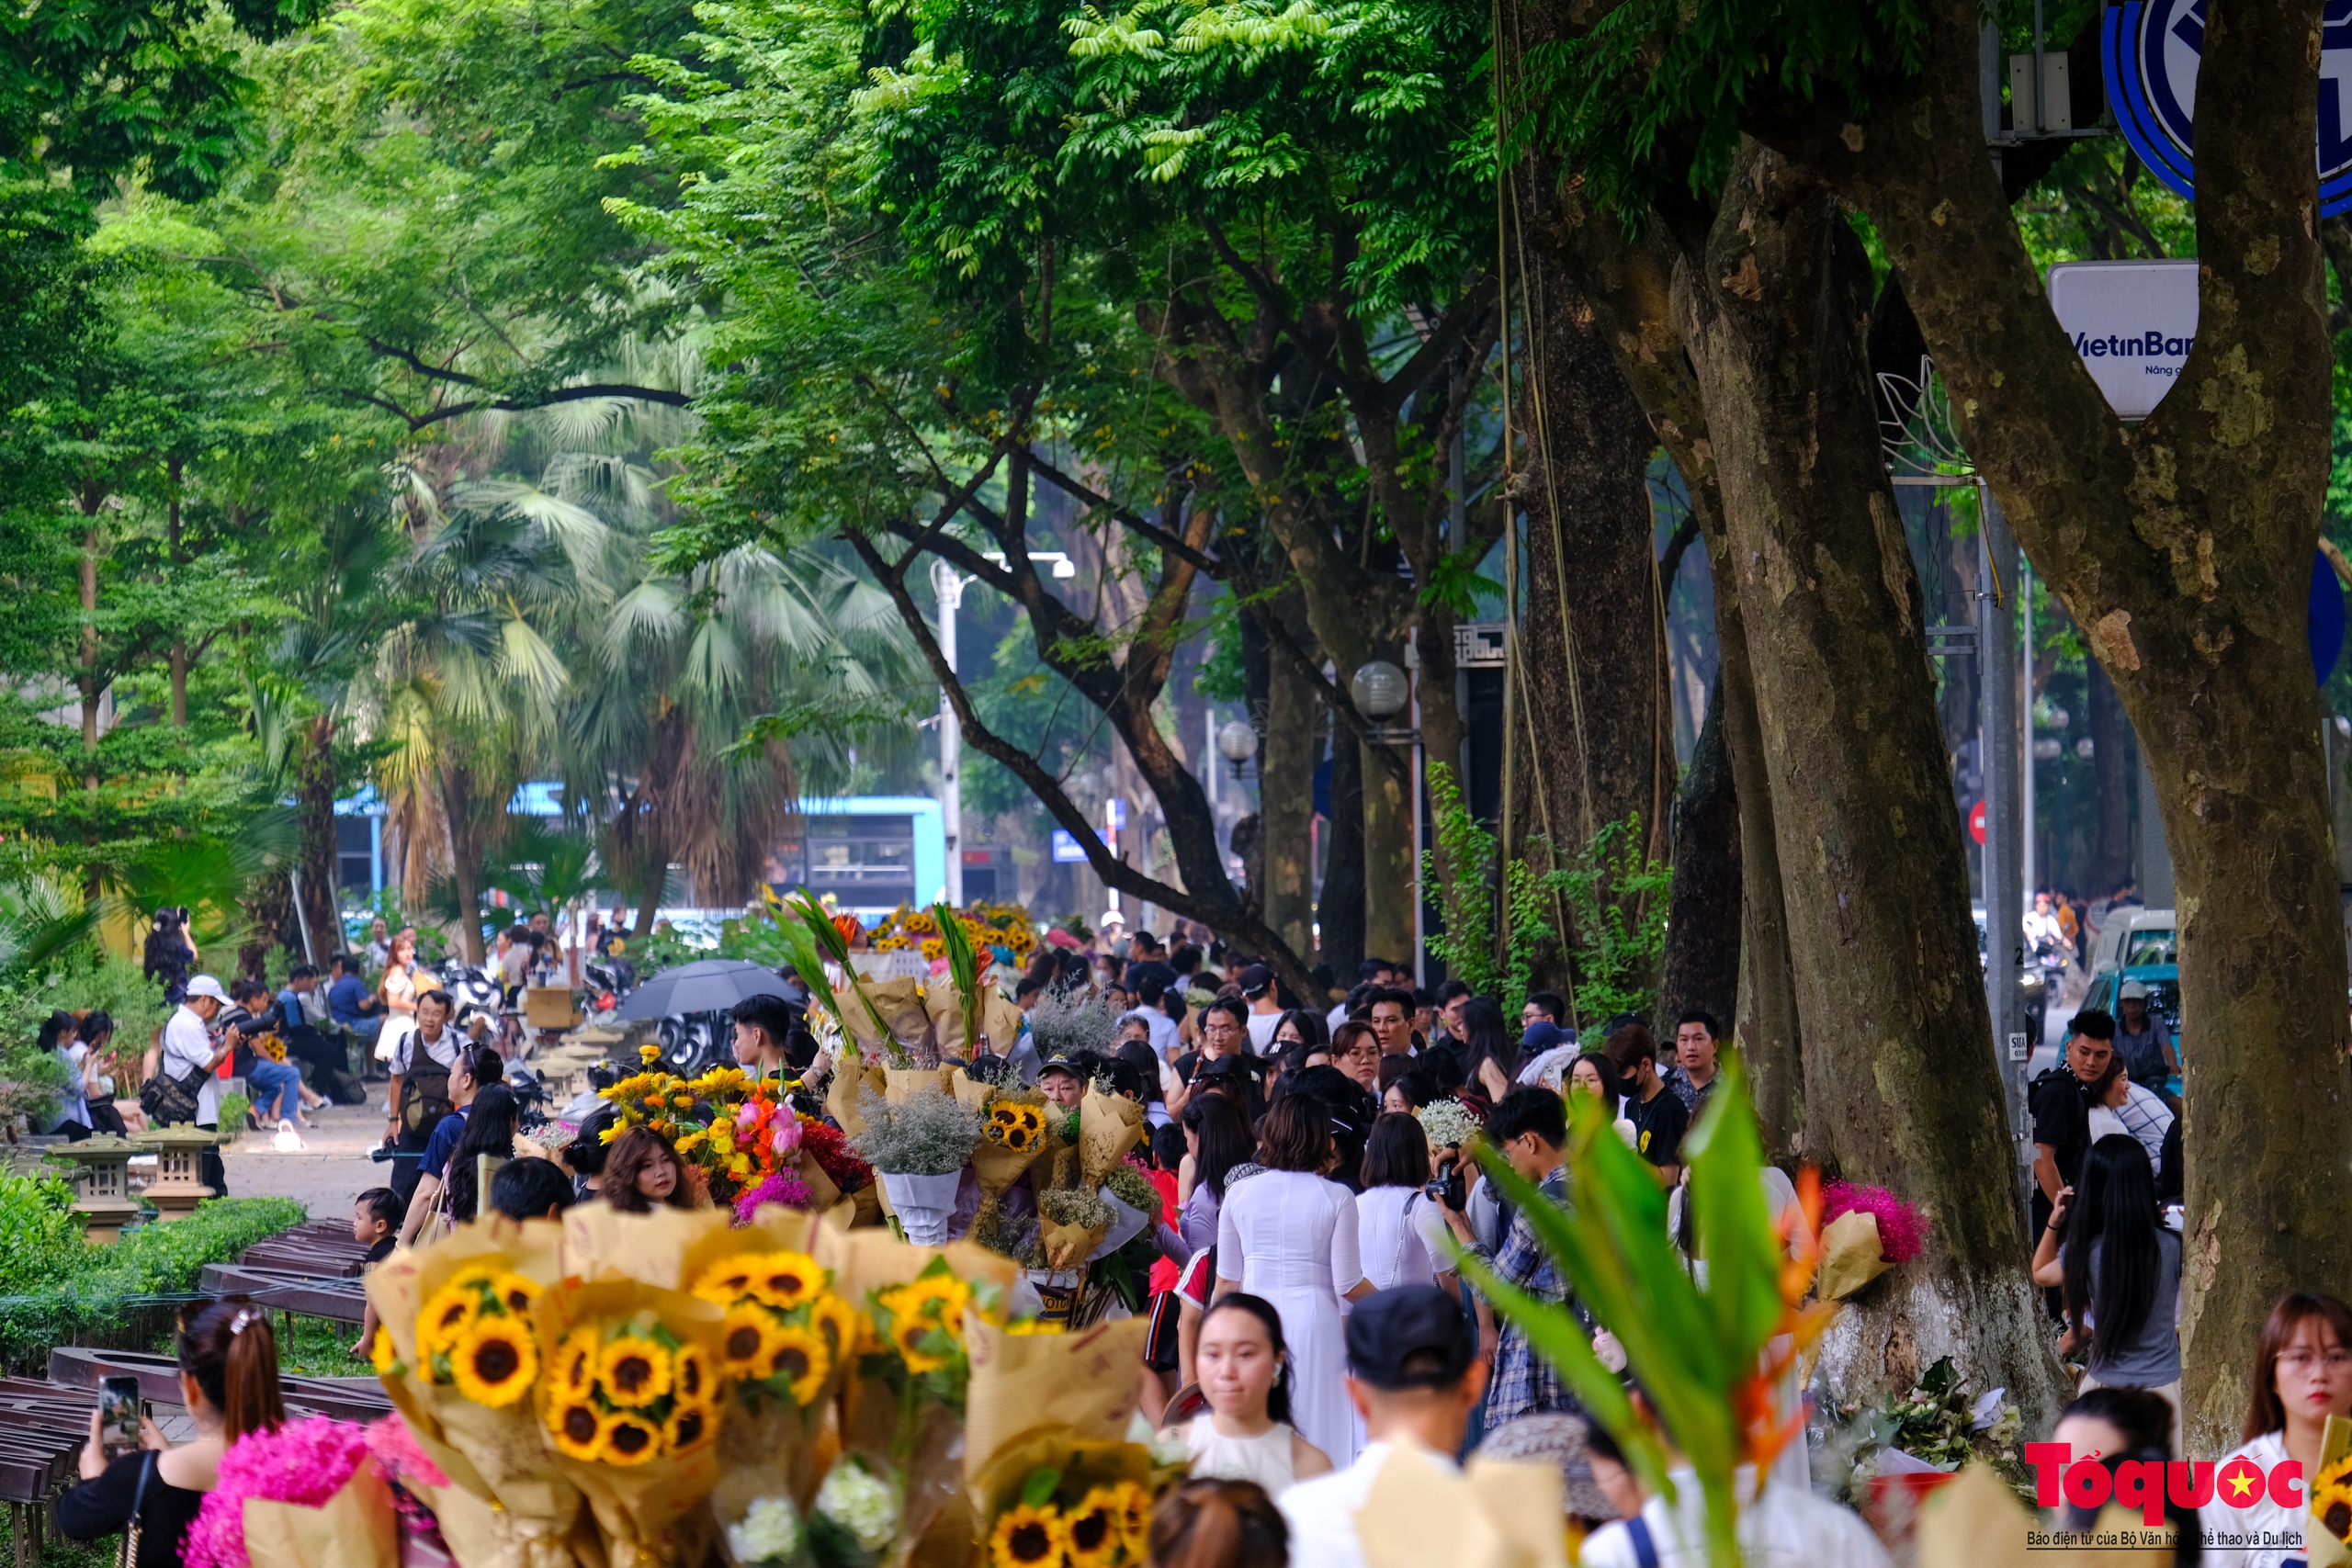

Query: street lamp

[1351,660,1414,743]
[1215,718,1259,779]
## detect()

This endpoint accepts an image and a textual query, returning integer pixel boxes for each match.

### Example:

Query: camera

[1424,1153,1466,1213]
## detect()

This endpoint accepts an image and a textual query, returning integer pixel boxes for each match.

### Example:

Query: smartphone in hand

[97,1376,141,1454]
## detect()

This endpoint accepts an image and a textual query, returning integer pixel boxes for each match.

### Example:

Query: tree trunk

[294,715,341,963]
[1656,669,1740,1034]
[1319,710,1366,978]
[1260,604,1318,961]
[78,507,100,779]
[168,461,188,728]
[439,763,490,964]
[1511,201,1677,954]
[1362,727,1416,973]
[1675,139,2064,1426]
[2085,659,2132,895]
[240,872,293,981]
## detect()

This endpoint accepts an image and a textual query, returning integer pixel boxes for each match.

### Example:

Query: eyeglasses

[2278,1350,2352,1371]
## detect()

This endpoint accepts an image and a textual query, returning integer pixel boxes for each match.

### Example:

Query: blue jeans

[248,1058,304,1122]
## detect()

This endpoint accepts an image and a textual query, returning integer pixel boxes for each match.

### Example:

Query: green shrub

[0,1173,96,1294]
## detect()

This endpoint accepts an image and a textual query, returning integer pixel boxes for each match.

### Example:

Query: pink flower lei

[1818,1181,1928,1264]
[184,1416,374,1568]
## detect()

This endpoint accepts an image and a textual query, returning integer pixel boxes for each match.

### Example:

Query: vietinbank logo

[2067,330,2195,367]
[2025,1442,2304,1522]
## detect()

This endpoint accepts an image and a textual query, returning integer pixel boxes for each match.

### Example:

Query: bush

[0,1181,305,1371]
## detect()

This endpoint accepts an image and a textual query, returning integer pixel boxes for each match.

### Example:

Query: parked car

[2086,908,2176,976]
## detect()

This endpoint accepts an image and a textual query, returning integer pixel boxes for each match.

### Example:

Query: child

[349,1187,406,1359]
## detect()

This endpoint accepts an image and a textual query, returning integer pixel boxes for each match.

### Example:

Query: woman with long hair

[1178,1091,1255,1254]
[1355,1112,1454,1292]
[1568,1052,1639,1148]
[57,1299,284,1567]
[1166,1294,1331,1494]
[1454,997,1520,1115]
[601,1126,702,1213]
[1214,1096,1371,1467]
[380,930,421,1018]
[441,1083,521,1230]
[77,1010,131,1135]
[2210,1292,2352,1567]
[2031,1132,2182,1438]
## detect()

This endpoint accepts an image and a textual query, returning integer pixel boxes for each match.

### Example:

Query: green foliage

[0,1192,303,1369]
[1459,1056,1785,1568]
[1544,815,1669,1025]
[0,1174,94,1294]
[1419,762,1538,1018]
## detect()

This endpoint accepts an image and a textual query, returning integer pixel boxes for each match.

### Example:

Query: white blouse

[1353,1186,1453,1291]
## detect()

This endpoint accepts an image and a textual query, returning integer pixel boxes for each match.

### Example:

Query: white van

[2088,908,2176,976]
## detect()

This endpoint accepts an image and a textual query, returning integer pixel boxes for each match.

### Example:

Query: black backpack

[399,1051,456,1140]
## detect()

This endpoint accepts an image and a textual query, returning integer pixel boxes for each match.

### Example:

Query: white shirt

[159,1003,221,1125]
[1124,1009,1181,1061]
[1354,1187,1452,1291]
[2203,1431,2302,1568]
[1325,1002,1350,1034]
[1280,1441,1454,1568]
[1580,1465,1890,1568]
[392,1023,462,1077]
[2087,1079,2174,1176]
[1247,1010,1282,1055]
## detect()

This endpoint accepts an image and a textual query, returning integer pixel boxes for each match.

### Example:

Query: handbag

[118,1450,154,1568]
[138,1058,207,1126]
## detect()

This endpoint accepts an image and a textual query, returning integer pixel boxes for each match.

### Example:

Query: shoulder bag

[118,1450,155,1568]
[138,1047,208,1126]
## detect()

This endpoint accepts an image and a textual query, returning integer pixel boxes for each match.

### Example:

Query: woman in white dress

[1170,1294,1331,1495]
[2207,1291,2352,1568]
[1215,1098,1372,1467]
[1354,1113,1456,1292]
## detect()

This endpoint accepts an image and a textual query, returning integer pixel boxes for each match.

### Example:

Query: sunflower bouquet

[366,1222,587,1567]
[254,1032,289,1064]
[969,1091,1048,1242]
[970,1439,1169,1568]
[535,1276,732,1567]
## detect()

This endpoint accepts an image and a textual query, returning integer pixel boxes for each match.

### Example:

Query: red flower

[800,1119,873,1194]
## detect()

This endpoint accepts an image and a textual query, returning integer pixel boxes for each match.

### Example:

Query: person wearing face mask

[1167,1293,1333,1495]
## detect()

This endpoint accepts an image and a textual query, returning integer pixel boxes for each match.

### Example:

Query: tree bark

[1362,726,1416,973]
[1656,669,1740,1034]
[1320,710,1366,976]
[239,872,292,981]
[1751,0,2352,1449]
[2084,658,2132,896]
[1260,602,1319,961]
[294,715,341,964]
[168,460,188,728]
[438,763,491,964]
[1674,139,2063,1425]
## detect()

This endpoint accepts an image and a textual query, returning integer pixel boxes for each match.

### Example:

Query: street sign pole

[1980,482,2034,1213]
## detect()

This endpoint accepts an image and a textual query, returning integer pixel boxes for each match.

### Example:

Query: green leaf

[1020,1466,1063,1507]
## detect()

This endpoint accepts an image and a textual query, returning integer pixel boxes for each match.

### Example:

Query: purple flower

[185,1416,374,1568]
[733,1168,816,1224]
[1819,1181,1928,1264]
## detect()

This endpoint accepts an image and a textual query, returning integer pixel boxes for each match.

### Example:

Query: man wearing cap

[1097,908,1127,958]
[1278,1285,1489,1568]
[1039,1053,1090,1113]
[160,976,239,1196]
[2112,981,2177,1104]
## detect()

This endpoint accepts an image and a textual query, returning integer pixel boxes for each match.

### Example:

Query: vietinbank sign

[2104,0,2352,216]
[2046,261,2199,422]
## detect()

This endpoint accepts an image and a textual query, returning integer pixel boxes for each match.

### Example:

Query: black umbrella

[612,958,791,1021]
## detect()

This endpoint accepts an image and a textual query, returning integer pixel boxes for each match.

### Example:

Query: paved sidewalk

[219,1099,392,1220]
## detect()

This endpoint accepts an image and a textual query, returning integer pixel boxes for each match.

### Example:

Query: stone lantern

[141,1125,229,1221]
[46,1134,143,1243]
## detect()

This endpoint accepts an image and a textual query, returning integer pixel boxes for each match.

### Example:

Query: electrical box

[2009,53,2073,135]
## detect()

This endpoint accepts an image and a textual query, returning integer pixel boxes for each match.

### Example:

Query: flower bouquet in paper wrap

[561,1201,736,1292]
[1814,1182,1928,1302]
[1459,1055,1829,1568]
[366,1218,588,1568]
[1352,1445,1568,1568]
[185,1415,400,1568]
[780,893,901,1063]
[1035,1187,1114,1271]
[1077,1088,1144,1188]
[969,1091,1046,1236]
[852,1087,981,1245]
[923,904,987,1063]
[536,1274,732,1567]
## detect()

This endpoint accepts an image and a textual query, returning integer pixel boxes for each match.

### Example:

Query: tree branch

[1025,452,1227,577]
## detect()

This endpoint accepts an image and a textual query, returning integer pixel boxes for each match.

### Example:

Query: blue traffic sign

[1050,829,1088,863]
[2104,0,2352,217]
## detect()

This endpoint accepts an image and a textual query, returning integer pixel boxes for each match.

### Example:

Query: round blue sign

[2104,0,2352,217]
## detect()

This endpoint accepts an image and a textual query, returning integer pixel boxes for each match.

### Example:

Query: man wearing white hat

[1097,908,1128,959]
[160,976,237,1194]
[2113,979,2178,1110]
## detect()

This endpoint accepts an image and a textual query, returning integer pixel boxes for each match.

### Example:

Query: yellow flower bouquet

[365,1219,589,1568]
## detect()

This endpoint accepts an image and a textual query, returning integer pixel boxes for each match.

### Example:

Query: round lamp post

[1215,719,1260,778]
[1351,660,1411,741]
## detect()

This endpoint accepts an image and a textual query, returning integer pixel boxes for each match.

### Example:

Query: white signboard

[2045,260,2199,420]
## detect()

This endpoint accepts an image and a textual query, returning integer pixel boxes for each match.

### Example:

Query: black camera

[1424,1153,1466,1212]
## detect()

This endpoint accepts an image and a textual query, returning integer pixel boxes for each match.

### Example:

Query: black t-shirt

[1623,1083,1689,1168]
[365,1235,397,1267]
[2029,1069,2094,1186]
[57,1450,205,1568]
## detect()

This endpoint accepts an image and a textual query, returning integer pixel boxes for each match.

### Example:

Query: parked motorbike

[434,958,505,1043]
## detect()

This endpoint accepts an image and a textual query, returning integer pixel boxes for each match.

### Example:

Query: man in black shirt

[1605,1025,1687,1185]
[1172,997,1268,1114]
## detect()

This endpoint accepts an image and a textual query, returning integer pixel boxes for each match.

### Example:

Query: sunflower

[449,1316,538,1406]
[690,1255,760,1306]
[597,1336,673,1405]
[1005,1319,1064,1337]
[492,1272,541,1317]
[720,1304,788,1376]
[765,1324,831,1404]
[549,1397,606,1461]
[600,1411,663,1466]
[1064,1489,1123,1568]
[897,1273,973,1330]
[746,1250,822,1311]
[1107,1482,1152,1560]
[808,1293,864,1362]
[369,1326,400,1375]
[673,1343,715,1406]
[888,1311,951,1374]
[417,1281,481,1355]
[555,1326,600,1397]
[664,1400,716,1452]
[2318,1456,2352,1542]
[989,1503,1069,1568]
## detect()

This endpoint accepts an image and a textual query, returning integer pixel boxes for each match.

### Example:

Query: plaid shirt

[1482,1168,1584,1427]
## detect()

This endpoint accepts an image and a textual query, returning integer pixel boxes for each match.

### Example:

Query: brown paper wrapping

[1353,1444,1519,1568]
[962,1315,1152,1489]
[827,1059,888,1137]
[884,1065,956,1106]
[560,1202,734,1291]
[242,1463,400,1568]
[866,976,934,1059]
[1462,1459,1570,1568]
[413,1478,610,1568]
[366,1221,584,1557]
[793,1145,843,1214]
[2310,1415,2352,1567]
[1037,1113,1081,1192]
[810,1205,1018,1303]
[534,1277,729,1568]
[1919,1461,2172,1568]
[950,1069,998,1115]
[978,993,1026,1058]
[1816,1210,1893,1301]
[924,985,976,1063]
[1038,1214,1107,1269]
[1078,1088,1144,1187]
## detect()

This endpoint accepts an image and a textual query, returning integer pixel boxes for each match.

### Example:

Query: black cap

[1345,1284,1476,1390]
[1039,1055,1083,1081]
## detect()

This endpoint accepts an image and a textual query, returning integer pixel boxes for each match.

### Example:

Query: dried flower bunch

[1416,1099,1482,1150]
[1028,992,1121,1063]
[1037,1187,1114,1232]
[851,1087,982,1176]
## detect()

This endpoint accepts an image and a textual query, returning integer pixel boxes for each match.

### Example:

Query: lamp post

[1351,660,1412,740]
[1215,718,1260,779]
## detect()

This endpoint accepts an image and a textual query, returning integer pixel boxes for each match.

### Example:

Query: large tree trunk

[1319,707,1366,977]
[1361,723,1416,973]
[1675,139,2063,1425]
[1766,0,2352,1450]
[2085,660,2132,895]
[1260,605,1318,962]
[1655,670,1740,1032]
[294,715,341,964]
[439,763,490,964]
